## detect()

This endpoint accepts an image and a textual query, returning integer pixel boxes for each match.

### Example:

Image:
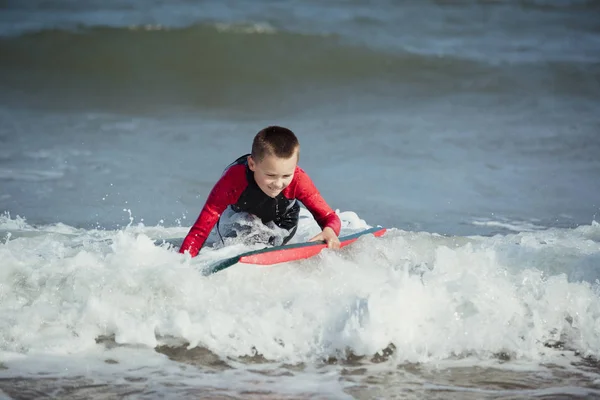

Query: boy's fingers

[323,232,341,249]
[309,231,340,249]
[328,238,341,249]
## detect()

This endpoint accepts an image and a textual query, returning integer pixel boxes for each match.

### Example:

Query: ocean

[1,0,600,398]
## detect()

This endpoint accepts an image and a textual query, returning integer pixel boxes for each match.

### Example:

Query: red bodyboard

[210,227,386,273]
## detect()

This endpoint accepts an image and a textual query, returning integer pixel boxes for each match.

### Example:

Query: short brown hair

[251,126,299,161]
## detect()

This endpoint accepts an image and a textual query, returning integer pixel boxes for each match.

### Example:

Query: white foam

[0,212,30,231]
[471,218,546,232]
[1,212,598,362]
[214,22,277,35]
[0,211,599,398]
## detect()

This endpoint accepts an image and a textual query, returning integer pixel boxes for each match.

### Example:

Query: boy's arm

[294,167,341,236]
[179,166,246,257]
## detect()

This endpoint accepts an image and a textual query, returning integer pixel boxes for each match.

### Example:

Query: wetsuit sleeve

[293,167,341,236]
[179,166,247,257]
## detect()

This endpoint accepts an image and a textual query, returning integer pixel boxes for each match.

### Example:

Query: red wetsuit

[180,155,341,257]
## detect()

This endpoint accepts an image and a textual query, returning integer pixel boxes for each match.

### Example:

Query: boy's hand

[309,227,341,249]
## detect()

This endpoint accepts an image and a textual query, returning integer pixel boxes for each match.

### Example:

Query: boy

[179,126,341,257]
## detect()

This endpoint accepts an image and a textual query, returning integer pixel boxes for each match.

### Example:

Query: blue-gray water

[1,1,600,399]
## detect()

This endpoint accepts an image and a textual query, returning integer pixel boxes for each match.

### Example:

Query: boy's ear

[247,155,256,171]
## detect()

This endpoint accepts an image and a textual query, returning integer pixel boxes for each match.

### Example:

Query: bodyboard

[209,226,386,274]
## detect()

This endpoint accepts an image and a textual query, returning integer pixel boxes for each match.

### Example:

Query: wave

[1,211,600,362]
[1,24,595,113]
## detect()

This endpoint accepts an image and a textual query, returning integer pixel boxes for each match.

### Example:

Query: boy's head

[248,126,300,198]
[250,126,299,162]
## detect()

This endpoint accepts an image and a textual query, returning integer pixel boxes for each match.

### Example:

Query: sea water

[1,0,600,398]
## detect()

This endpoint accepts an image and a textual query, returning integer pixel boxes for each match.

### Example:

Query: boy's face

[248,150,298,198]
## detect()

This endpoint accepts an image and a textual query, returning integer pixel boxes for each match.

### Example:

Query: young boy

[179,126,341,257]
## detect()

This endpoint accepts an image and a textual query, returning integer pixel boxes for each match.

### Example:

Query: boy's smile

[248,152,298,198]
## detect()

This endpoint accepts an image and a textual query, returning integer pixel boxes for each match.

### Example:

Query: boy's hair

[251,126,300,161]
